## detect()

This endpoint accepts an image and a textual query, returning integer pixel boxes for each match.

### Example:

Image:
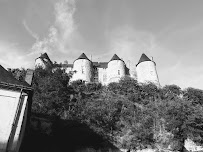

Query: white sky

[0,0,203,89]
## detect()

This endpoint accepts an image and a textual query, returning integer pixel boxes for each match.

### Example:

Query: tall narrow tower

[107,54,126,84]
[35,52,53,69]
[136,53,160,86]
[71,53,93,83]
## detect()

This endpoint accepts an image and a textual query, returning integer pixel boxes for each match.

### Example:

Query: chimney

[25,69,34,85]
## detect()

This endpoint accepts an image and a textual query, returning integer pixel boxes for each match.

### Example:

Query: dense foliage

[10,67,203,151]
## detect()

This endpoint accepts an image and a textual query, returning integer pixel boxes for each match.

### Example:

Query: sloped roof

[93,62,99,67]
[74,53,91,62]
[40,53,49,59]
[109,54,122,62]
[61,64,73,68]
[98,62,108,68]
[0,65,30,88]
[136,53,151,66]
[77,53,89,60]
[40,53,53,64]
[93,62,108,68]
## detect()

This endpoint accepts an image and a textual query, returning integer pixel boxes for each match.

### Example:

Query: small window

[118,70,120,75]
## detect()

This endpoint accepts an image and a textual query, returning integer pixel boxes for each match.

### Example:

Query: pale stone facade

[136,53,160,86]
[35,53,53,69]
[136,61,160,86]
[107,59,126,84]
[35,58,46,69]
[98,67,108,85]
[35,52,160,86]
[71,53,93,83]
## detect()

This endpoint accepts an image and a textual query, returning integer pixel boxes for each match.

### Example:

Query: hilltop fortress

[35,52,160,86]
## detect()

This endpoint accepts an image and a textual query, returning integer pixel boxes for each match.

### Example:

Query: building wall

[98,68,108,85]
[136,61,160,86]
[9,95,28,152]
[65,67,73,74]
[184,138,203,151]
[129,66,137,80]
[0,89,29,152]
[35,58,46,69]
[71,59,93,83]
[107,60,126,84]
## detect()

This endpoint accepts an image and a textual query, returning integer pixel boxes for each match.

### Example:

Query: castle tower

[107,54,126,84]
[35,52,53,69]
[136,53,160,86]
[71,53,93,83]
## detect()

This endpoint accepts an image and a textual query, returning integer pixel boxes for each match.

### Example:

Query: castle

[35,52,160,86]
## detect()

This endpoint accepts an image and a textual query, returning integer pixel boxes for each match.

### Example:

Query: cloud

[161,62,203,89]
[106,25,203,90]
[22,20,39,40]
[30,0,78,59]
[0,41,33,68]
[107,25,158,67]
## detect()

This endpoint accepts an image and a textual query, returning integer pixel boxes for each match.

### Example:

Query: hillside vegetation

[10,67,203,152]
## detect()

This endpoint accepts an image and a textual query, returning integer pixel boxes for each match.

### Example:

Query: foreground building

[0,65,33,152]
[35,52,160,86]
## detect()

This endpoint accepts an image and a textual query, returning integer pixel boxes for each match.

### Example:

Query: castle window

[82,67,84,74]
[118,70,120,75]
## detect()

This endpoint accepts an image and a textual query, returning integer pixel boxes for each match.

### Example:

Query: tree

[32,67,71,117]
[153,98,203,152]
[161,84,182,100]
[183,87,203,105]
[7,68,27,82]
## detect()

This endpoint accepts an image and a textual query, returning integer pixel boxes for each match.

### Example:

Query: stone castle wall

[107,60,126,84]
[98,68,108,85]
[136,61,160,86]
[71,59,93,83]
[35,58,46,69]
[35,53,160,86]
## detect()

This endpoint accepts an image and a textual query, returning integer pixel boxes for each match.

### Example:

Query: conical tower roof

[0,65,30,88]
[75,53,91,62]
[77,53,89,60]
[136,53,151,66]
[36,52,53,65]
[109,54,122,62]
[40,52,49,59]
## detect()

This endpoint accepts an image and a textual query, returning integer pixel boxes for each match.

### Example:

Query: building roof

[61,64,73,68]
[93,62,99,67]
[109,54,122,62]
[36,52,53,66]
[93,62,108,68]
[0,65,30,88]
[76,53,91,61]
[136,53,151,66]
[98,62,108,68]
[40,52,49,59]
